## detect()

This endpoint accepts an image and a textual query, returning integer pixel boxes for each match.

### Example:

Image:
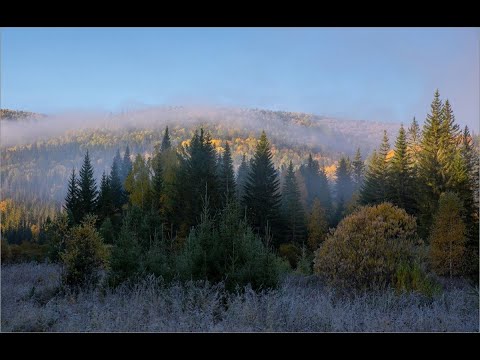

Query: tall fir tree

[335,157,353,202]
[407,117,421,169]
[179,128,220,231]
[151,153,164,213]
[306,197,328,252]
[64,168,80,224]
[236,154,249,203]
[281,161,306,245]
[243,131,282,243]
[122,145,133,186]
[219,141,236,205]
[352,148,365,193]
[78,150,98,220]
[161,126,172,152]
[110,150,125,209]
[360,131,391,205]
[459,126,479,277]
[300,154,333,218]
[96,171,114,223]
[388,125,417,215]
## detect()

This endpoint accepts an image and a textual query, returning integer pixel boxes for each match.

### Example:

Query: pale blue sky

[2,28,479,131]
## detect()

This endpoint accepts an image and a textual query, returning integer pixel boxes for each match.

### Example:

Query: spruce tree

[459,126,479,277]
[96,171,113,222]
[236,154,249,203]
[109,150,125,209]
[180,128,220,230]
[281,161,306,245]
[300,154,333,218]
[219,141,236,204]
[352,148,365,193]
[388,125,417,215]
[307,197,328,252]
[417,90,444,234]
[161,126,172,152]
[335,157,353,204]
[243,131,282,242]
[122,145,133,186]
[151,153,164,212]
[78,150,98,219]
[64,168,80,224]
[407,117,421,169]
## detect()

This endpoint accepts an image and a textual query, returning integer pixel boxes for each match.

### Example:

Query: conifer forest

[1,28,479,332]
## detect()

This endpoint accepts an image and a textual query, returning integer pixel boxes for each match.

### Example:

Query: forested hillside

[1,107,399,244]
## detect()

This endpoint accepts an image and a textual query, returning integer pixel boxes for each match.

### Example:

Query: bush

[61,214,110,288]
[314,203,420,291]
[279,243,300,269]
[1,238,12,263]
[8,242,48,263]
[45,213,70,262]
[176,200,282,291]
[394,261,442,297]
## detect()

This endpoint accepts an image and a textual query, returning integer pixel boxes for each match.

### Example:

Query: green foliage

[429,192,466,277]
[176,199,282,291]
[281,161,306,245]
[394,261,441,297]
[279,243,300,269]
[388,125,417,215]
[306,197,328,252]
[99,217,115,245]
[108,218,143,287]
[61,214,110,288]
[1,238,12,262]
[64,168,80,225]
[295,246,313,275]
[45,213,70,262]
[236,154,249,203]
[243,131,282,243]
[78,150,98,219]
[314,203,419,291]
[352,148,365,193]
[96,171,114,223]
[124,154,152,210]
[219,141,237,205]
[360,131,391,206]
[161,126,172,152]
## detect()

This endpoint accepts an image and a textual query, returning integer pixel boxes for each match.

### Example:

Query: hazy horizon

[2,27,479,131]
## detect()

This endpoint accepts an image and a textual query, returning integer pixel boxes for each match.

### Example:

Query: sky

[1,28,479,131]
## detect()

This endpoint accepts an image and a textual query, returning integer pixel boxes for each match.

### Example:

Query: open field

[1,263,478,332]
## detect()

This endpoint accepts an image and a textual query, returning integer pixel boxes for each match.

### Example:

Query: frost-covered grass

[1,263,478,332]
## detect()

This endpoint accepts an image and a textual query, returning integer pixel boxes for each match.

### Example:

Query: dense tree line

[2,91,478,289]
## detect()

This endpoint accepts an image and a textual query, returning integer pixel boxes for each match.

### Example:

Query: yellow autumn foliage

[314,202,419,291]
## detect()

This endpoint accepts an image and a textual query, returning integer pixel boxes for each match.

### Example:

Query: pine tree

[236,154,249,203]
[124,154,152,210]
[417,90,444,234]
[180,128,220,231]
[360,131,391,205]
[243,131,282,242]
[352,148,365,193]
[78,150,98,220]
[64,168,80,224]
[281,161,306,245]
[407,117,421,169]
[300,154,333,218]
[335,157,353,203]
[429,192,466,277]
[122,145,133,186]
[151,153,164,212]
[307,197,328,252]
[161,126,172,152]
[388,125,417,215]
[96,171,114,223]
[219,141,236,205]
[109,150,125,209]
[459,126,479,276]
